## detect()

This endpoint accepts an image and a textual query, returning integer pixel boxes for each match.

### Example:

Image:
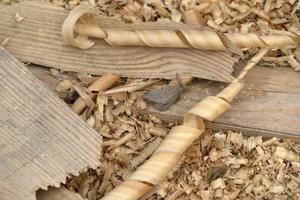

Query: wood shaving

[104,79,159,95]
[73,83,95,115]
[57,0,300,71]
[14,13,24,22]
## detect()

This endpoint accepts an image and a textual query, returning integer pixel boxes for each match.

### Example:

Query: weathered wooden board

[0,46,101,200]
[27,64,300,139]
[146,66,300,140]
[0,1,237,82]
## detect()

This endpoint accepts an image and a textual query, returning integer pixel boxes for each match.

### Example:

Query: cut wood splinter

[72,73,119,113]
[62,5,300,50]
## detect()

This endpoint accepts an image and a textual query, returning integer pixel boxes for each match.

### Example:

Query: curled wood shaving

[99,47,267,200]
[62,5,105,49]
[63,5,300,50]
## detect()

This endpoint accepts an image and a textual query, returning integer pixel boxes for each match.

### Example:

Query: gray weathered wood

[0,1,237,82]
[0,46,101,200]
[146,66,300,140]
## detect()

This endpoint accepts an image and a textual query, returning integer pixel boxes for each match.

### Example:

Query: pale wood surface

[0,47,101,200]
[0,1,237,82]
[146,66,300,140]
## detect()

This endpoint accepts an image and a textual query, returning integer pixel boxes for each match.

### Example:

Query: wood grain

[146,66,300,140]
[0,1,237,82]
[0,47,101,200]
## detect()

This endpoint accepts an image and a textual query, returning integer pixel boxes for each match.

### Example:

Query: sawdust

[150,131,300,199]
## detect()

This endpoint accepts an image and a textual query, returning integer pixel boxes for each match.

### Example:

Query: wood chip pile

[36,0,300,199]
[52,71,175,199]
[155,131,300,199]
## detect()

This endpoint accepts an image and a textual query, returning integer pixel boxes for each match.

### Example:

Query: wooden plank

[0,46,101,200]
[146,66,300,140]
[27,63,300,140]
[28,63,300,140]
[27,64,300,139]
[0,1,237,82]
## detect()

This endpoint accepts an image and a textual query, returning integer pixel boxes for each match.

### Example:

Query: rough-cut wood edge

[0,46,101,200]
[0,1,237,82]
